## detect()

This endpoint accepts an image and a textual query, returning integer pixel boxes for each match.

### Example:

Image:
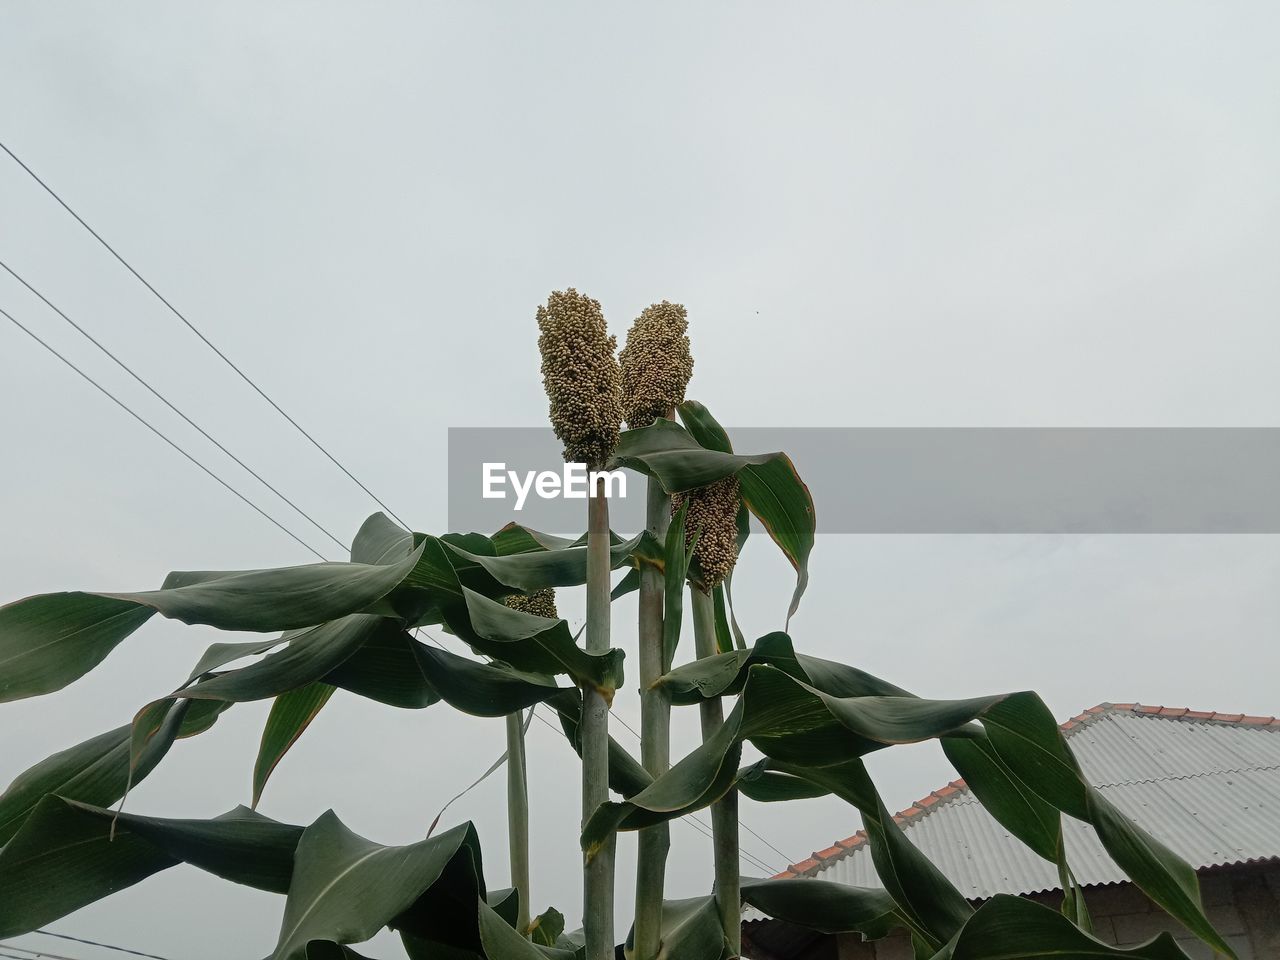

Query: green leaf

[610,566,640,601]
[625,896,728,960]
[477,898,577,960]
[672,403,734,455]
[186,636,288,682]
[127,695,230,779]
[441,533,644,595]
[658,632,885,705]
[978,694,1233,956]
[658,637,1231,958]
[489,524,578,555]
[0,797,302,937]
[271,815,481,960]
[936,894,1192,960]
[582,666,1033,941]
[739,877,899,938]
[613,418,777,493]
[255,683,337,808]
[582,696,745,854]
[0,544,427,703]
[0,593,155,702]
[413,644,563,717]
[127,543,427,632]
[1087,789,1226,955]
[401,537,625,694]
[323,628,442,709]
[175,616,399,704]
[454,585,623,696]
[735,761,829,803]
[350,512,414,565]
[0,699,224,845]
[662,501,693,670]
[529,906,565,946]
[942,735,1062,863]
[737,453,814,624]
[711,584,734,654]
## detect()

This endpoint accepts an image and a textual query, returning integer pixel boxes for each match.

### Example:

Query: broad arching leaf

[350,512,415,565]
[612,418,776,492]
[0,593,155,702]
[936,894,1192,960]
[0,544,426,703]
[322,628,441,709]
[454,585,623,696]
[0,797,302,937]
[174,616,398,704]
[739,877,899,939]
[583,666,1003,860]
[442,533,644,595]
[0,699,224,845]
[654,638,1234,957]
[271,815,483,960]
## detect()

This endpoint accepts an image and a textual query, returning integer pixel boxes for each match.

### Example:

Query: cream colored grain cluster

[536,289,624,470]
[619,301,694,429]
[674,474,741,589]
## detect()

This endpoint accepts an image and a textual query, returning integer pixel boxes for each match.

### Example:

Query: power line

[0,139,410,532]
[0,259,349,555]
[1,303,328,561]
[34,930,171,960]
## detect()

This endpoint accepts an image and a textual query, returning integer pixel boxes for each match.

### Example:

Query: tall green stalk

[691,586,740,956]
[633,476,672,960]
[505,710,531,936]
[583,483,615,960]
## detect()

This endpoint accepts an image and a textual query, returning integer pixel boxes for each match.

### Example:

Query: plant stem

[582,482,615,960]
[634,476,672,960]
[691,585,741,956]
[505,710,531,935]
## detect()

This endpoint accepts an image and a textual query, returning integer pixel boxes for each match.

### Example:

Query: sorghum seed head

[505,588,559,620]
[673,474,741,589]
[536,288,623,470]
[619,301,694,428]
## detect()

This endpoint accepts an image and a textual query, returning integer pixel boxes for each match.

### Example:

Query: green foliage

[0,395,1233,960]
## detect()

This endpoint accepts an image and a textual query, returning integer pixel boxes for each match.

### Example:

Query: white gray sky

[2,3,1278,958]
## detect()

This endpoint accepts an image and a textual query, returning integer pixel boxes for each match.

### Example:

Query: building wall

[830,864,1279,960]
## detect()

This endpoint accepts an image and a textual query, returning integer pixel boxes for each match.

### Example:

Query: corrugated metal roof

[744,703,1280,921]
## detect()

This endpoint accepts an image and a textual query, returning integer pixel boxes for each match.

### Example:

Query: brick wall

[828,864,1279,960]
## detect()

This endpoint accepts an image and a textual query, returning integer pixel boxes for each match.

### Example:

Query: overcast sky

[2,3,1278,958]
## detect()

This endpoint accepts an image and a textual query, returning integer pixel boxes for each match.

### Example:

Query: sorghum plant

[0,291,1237,960]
